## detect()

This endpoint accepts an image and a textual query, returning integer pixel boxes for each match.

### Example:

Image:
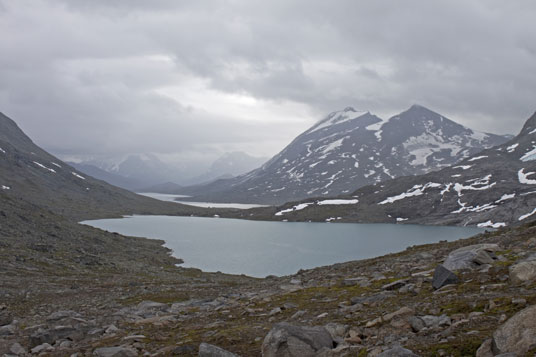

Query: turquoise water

[82,216,483,278]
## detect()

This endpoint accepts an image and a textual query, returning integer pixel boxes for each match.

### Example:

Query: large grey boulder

[432,265,458,289]
[443,244,499,271]
[509,260,536,284]
[377,346,419,356]
[262,323,334,356]
[491,304,536,355]
[198,343,239,357]
[93,346,137,357]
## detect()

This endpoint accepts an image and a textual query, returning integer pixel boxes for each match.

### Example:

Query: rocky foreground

[1,220,536,356]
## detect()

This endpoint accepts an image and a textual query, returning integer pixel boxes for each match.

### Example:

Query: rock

[31,343,53,354]
[509,260,536,284]
[198,342,239,357]
[511,298,527,306]
[93,346,138,357]
[491,304,536,355]
[0,309,13,326]
[10,343,26,355]
[324,323,348,340]
[432,265,459,289]
[476,338,493,357]
[105,324,119,334]
[269,307,282,316]
[0,324,15,336]
[46,310,80,322]
[409,316,426,332]
[342,277,369,287]
[291,310,306,319]
[377,346,419,356]
[262,323,334,356]
[443,244,499,271]
[382,279,409,291]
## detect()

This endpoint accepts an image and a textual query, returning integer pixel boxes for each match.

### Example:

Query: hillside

[0,112,212,221]
[178,105,509,205]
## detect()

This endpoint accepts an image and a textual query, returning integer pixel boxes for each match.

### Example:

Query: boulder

[432,265,458,289]
[0,309,13,326]
[443,244,499,271]
[262,323,334,356]
[509,260,536,284]
[198,343,239,357]
[377,346,419,356]
[93,347,138,357]
[491,304,536,355]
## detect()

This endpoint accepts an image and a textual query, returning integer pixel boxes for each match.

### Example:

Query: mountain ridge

[177,105,510,205]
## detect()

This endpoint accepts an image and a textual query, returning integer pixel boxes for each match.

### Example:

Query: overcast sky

[1,0,535,164]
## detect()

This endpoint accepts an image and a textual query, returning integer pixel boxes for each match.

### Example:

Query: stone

[46,310,80,322]
[491,304,536,355]
[509,260,536,284]
[432,265,459,289]
[105,324,119,334]
[198,343,239,357]
[262,323,334,356]
[409,316,426,332]
[0,310,13,326]
[324,323,348,340]
[443,244,499,271]
[93,346,138,357]
[377,346,419,356]
[382,279,409,291]
[475,339,493,357]
[10,342,26,355]
[31,343,53,354]
[0,324,15,336]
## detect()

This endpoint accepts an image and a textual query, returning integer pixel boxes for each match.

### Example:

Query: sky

[1,0,535,166]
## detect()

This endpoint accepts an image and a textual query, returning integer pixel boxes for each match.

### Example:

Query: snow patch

[33,161,56,173]
[495,193,515,203]
[520,147,536,161]
[321,138,345,154]
[309,109,367,133]
[275,203,312,216]
[468,155,488,162]
[396,217,408,222]
[477,221,506,228]
[317,199,359,205]
[72,172,86,180]
[518,168,536,184]
[1,185,10,190]
[379,182,442,205]
[454,165,472,170]
[0,148,5,154]
[506,143,519,152]
[453,175,495,196]
[519,208,536,221]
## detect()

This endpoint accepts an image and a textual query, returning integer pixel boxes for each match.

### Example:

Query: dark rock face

[432,265,459,290]
[262,323,334,356]
[178,105,508,205]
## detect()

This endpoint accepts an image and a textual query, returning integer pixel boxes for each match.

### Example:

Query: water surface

[83,216,483,277]
[138,192,268,209]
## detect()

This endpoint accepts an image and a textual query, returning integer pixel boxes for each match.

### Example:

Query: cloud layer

[1,0,535,162]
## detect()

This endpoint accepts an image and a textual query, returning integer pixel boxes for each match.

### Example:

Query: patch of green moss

[417,336,483,356]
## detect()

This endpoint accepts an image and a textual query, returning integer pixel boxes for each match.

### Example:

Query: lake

[82,216,483,278]
[138,192,268,209]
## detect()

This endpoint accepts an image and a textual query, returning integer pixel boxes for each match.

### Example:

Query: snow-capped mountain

[178,105,510,205]
[264,110,536,227]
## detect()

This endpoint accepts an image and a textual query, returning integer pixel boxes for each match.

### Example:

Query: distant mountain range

[176,105,510,205]
[252,111,536,227]
[66,151,267,191]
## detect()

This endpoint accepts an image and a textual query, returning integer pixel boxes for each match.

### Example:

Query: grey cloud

[0,0,535,164]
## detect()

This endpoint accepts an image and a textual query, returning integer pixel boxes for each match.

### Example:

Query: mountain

[139,181,183,194]
[178,105,510,205]
[0,112,207,221]
[68,161,145,190]
[255,111,536,227]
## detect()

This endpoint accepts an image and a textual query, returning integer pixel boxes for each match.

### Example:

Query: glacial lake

[82,216,483,278]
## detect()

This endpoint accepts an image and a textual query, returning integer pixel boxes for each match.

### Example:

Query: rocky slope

[251,111,536,227]
[178,105,509,205]
[2,217,536,356]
